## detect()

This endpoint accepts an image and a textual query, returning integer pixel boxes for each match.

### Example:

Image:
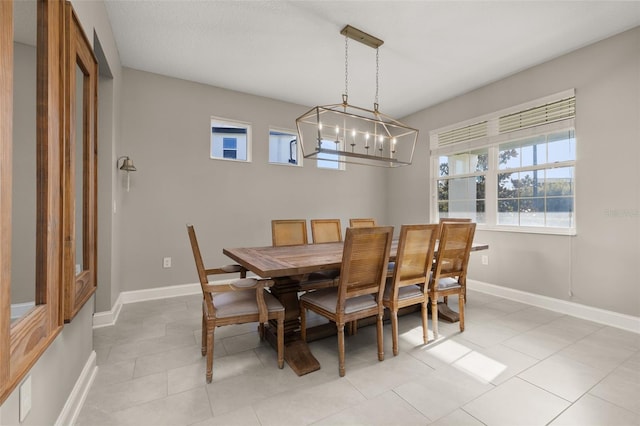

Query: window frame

[430,90,576,236]
[210,116,252,163]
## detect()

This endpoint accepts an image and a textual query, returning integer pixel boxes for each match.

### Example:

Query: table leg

[437,302,460,323]
[266,277,321,376]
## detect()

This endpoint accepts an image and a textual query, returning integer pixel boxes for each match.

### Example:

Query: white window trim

[430,89,576,236]
[210,116,252,163]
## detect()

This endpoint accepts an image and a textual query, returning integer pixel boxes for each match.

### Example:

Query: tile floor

[76,291,640,425]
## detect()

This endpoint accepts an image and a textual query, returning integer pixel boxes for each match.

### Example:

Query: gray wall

[389,26,640,317]
[117,68,388,292]
[11,42,36,305]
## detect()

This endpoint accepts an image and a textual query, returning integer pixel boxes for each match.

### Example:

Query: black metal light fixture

[117,155,137,191]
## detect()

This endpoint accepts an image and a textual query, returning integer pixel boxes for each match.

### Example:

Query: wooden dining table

[223,240,488,375]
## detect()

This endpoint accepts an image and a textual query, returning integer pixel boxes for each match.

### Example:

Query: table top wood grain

[223,240,488,278]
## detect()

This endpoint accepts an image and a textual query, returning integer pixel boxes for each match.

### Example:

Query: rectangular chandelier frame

[296,102,418,168]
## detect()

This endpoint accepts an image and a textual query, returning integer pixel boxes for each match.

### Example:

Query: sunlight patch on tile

[453,351,507,383]
[421,339,473,364]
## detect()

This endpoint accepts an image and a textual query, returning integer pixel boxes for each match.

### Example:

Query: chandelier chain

[375,47,379,106]
[344,34,349,98]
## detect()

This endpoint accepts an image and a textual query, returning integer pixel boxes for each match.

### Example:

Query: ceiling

[104,1,640,118]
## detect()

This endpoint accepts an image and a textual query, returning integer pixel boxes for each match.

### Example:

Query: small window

[269,129,301,166]
[211,117,251,162]
[317,139,343,170]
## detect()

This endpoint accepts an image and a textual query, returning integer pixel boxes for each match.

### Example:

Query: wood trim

[0,0,65,405]
[0,0,14,399]
[62,2,98,322]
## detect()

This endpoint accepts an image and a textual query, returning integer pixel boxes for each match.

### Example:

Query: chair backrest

[311,219,342,243]
[337,226,393,311]
[349,218,377,228]
[187,224,209,290]
[433,222,476,282]
[388,224,438,296]
[437,217,472,237]
[272,219,308,247]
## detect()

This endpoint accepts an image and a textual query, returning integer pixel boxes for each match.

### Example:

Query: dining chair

[383,224,438,355]
[437,217,472,236]
[272,219,308,246]
[428,222,476,340]
[311,219,342,243]
[187,224,284,383]
[436,218,472,304]
[349,218,377,228]
[272,219,337,291]
[300,226,393,376]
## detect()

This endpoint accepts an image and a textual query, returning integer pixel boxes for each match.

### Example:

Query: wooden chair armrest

[204,264,246,276]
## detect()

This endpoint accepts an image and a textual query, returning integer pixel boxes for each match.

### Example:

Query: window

[211,117,250,161]
[497,131,575,228]
[269,129,300,166]
[317,139,343,170]
[430,90,576,234]
[437,148,488,223]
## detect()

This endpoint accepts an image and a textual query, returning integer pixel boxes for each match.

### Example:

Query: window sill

[476,224,576,236]
[209,156,251,163]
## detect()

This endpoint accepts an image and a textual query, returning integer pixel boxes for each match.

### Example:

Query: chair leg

[431,296,439,340]
[459,291,465,332]
[300,305,307,342]
[421,301,429,344]
[377,313,384,362]
[206,325,215,383]
[443,296,448,304]
[258,323,265,340]
[338,322,346,377]
[201,312,207,356]
[277,315,284,369]
[390,309,399,356]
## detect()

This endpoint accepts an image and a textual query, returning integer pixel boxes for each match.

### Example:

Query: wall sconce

[117,155,137,192]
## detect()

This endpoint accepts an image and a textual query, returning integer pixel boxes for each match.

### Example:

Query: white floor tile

[518,354,608,402]
[463,377,570,426]
[550,394,640,426]
[314,391,428,425]
[77,293,640,426]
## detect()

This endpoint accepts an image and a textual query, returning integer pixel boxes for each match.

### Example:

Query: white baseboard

[92,293,123,328]
[94,279,640,334]
[120,282,201,304]
[468,279,640,334]
[55,351,97,426]
[92,283,201,328]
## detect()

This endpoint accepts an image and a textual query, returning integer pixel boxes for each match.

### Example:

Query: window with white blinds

[430,89,576,234]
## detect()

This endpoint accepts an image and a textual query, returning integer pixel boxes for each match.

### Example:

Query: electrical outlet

[163,257,171,268]
[481,255,489,265]
[19,376,32,422]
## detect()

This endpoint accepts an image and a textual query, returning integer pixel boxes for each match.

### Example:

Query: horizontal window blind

[436,121,488,147]
[430,89,575,154]
[499,97,575,133]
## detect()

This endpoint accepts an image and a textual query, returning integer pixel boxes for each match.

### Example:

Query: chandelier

[296,25,418,167]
